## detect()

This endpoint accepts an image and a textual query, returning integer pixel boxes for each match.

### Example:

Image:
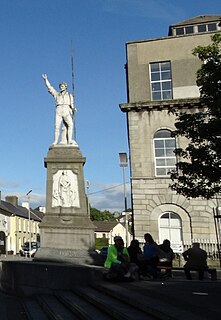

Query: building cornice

[119,98,203,113]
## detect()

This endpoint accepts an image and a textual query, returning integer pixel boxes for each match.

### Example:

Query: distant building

[93,221,131,246]
[120,15,221,253]
[0,196,43,254]
[117,209,132,226]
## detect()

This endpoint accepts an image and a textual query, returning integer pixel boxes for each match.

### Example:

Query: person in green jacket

[104,236,132,278]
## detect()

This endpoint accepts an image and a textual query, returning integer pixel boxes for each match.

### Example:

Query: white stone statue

[42,74,77,146]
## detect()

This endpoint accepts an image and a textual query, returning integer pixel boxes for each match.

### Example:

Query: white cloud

[20,193,46,209]
[1,191,46,209]
[1,181,130,213]
[99,0,184,20]
[0,179,20,189]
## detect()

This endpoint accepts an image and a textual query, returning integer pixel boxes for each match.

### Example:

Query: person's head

[59,82,68,91]
[114,236,124,248]
[130,239,140,248]
[192,242,200,249]
[163,239,171,248]
[144,233,154,244]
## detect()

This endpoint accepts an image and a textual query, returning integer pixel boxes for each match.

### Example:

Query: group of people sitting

[104,234,209,281]
[104,233,175,281]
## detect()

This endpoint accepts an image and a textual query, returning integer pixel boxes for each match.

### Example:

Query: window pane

[176,27,184,35]
[154,140,164,147]
[165,139,175,147]
[170,219,181,227]
[208,23,216,31]
[161,62,170,71]
[152,92,161,100]
[150,63,160,72]
[163,91,172,100]
[170,212,180,219]
[162,72,171,80]
[160,218,169,227]
[185,26,193,34]
[154,130,171,138]
[162,81,171,90]
[155,149,165,157]
[151,72,161,81]
[170,229,182,242]
[161,213,169,219]
[156,159,166,166]
[198,24,206,32]
[166,158,176,166]
[152,82,161,91]
[166,148,175,157]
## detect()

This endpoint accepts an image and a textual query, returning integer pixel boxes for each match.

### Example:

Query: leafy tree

[170,33,221,199]
[90,207,116,221]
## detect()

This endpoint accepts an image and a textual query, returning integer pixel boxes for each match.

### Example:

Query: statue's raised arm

[42,74,56,96]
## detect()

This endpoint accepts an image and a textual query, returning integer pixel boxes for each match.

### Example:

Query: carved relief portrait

[52,170,80,208]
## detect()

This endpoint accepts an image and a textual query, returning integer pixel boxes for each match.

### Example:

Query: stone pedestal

[34,145,97,264]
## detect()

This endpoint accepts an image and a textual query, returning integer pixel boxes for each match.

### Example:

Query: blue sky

[0,0,220,212]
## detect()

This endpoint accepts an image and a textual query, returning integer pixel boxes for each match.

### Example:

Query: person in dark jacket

[158,239,175,277]
[127,239,142,265]
[140,233,159,278]
[183,243,207,280]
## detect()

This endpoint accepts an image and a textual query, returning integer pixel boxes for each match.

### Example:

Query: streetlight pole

[26,190,32,256]
[119,152,128,247]
[86,180,90,216]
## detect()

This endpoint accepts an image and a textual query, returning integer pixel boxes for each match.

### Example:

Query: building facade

[120,15,221,253]
[0,196,43,254]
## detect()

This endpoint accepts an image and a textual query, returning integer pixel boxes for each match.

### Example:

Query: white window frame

[197,22,217,33]
[175,23,218,36]
[150,61,173,101]
[153,130,176,177]
[159,212,183,252]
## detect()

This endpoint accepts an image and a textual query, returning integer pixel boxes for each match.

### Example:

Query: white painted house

[93,221,132,247]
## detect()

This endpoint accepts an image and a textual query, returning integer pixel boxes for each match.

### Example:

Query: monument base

[39,215,95,250]
[34,247,102,265]
[37,144,98,265]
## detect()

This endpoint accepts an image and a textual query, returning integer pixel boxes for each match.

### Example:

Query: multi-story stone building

[120,15,221,253]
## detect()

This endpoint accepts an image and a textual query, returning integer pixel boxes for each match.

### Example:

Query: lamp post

[119,152,128,246]
[86,180,90,216]
[26,190,32,256]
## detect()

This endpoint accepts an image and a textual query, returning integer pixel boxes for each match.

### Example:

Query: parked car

[19,241,40,257]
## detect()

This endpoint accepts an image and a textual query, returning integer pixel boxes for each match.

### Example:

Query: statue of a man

[42,74,77,146]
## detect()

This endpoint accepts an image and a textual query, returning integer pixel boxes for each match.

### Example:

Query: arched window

[153,129,176,176]
[159,212,182,244]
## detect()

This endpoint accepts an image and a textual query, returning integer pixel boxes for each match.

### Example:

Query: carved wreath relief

[52,170,80,207]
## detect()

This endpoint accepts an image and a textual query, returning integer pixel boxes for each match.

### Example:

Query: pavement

[1,274,221,319]
[119,276,221,319]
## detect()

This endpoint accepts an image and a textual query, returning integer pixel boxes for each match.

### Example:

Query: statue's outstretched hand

[42,74,47,80]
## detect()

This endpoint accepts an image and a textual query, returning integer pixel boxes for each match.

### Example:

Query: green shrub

[95,238,108,250]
